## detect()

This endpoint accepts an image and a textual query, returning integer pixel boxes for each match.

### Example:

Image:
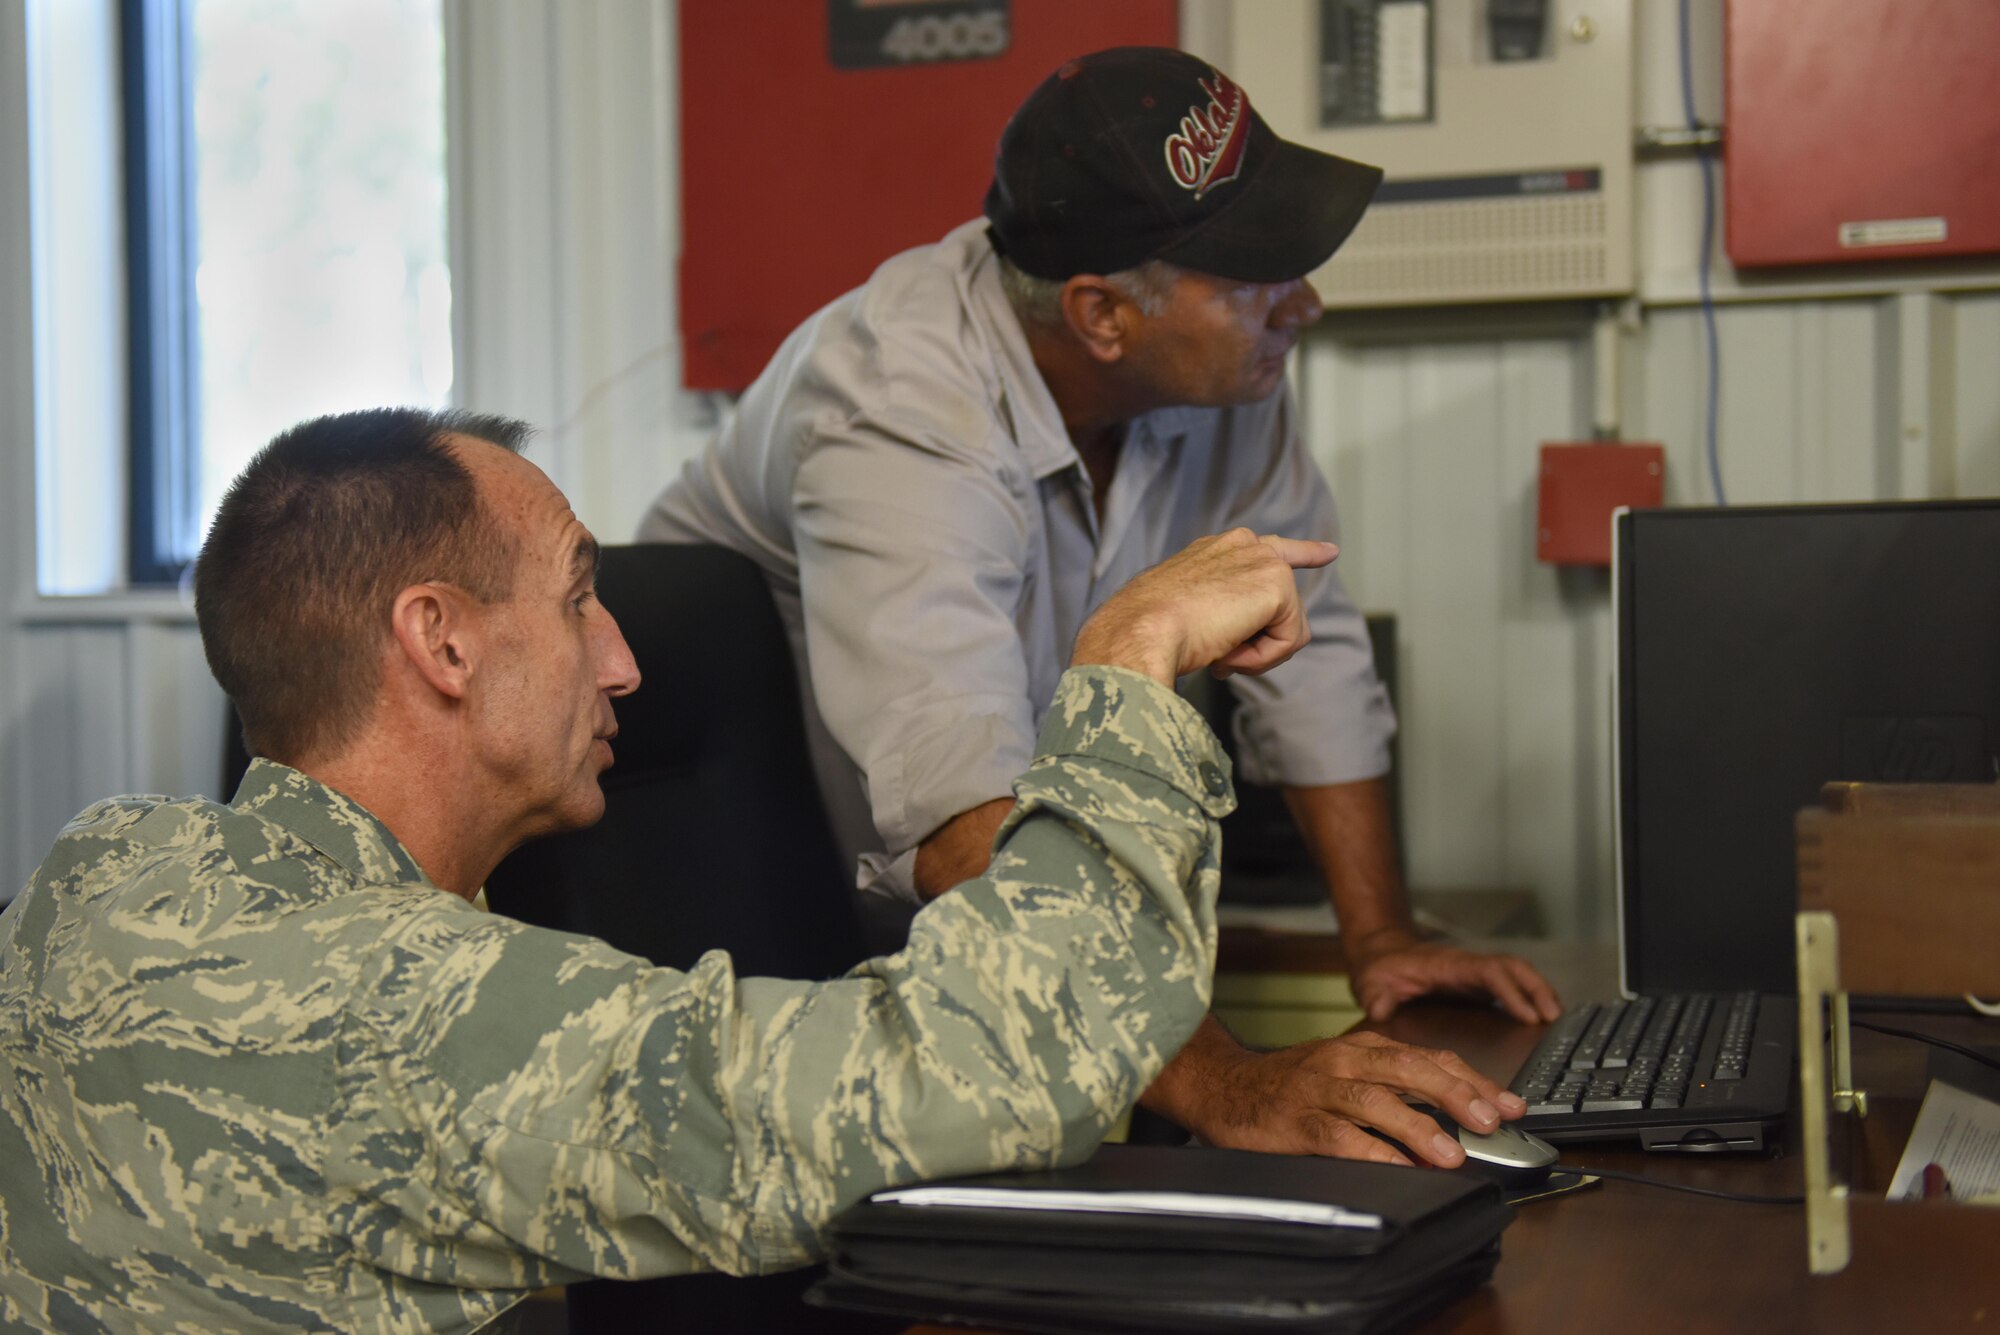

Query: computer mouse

[1366,1103,1560,1189]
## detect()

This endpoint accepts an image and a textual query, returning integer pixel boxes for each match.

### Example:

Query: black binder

[807,1144,1514,1334]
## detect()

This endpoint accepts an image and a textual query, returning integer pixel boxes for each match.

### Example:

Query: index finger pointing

[1258,535,1340,570]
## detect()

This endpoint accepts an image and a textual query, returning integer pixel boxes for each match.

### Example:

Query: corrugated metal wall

[6,621,225,891]
[1300,290,2000,936]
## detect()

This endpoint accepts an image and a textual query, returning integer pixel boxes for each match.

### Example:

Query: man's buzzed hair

[195,407,533,765]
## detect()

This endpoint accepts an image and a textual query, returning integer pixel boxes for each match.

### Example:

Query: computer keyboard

[1508,992,1761,1117]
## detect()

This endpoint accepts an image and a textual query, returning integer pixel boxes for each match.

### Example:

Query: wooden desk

[1378,942,1994,1334]
[913,940,1996,1335]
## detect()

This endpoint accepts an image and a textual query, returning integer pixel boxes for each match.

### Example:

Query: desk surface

[1380,943,1996,1333]
[914,941,1998,1335]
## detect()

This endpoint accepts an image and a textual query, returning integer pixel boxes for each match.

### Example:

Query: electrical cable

[1849,1019,2000,1076]
[1677,0,1726,505]
[545,341,675,444]
[1573,1163,1803,1206]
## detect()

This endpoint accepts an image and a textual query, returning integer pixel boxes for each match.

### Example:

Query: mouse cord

[1568,1165,1803,1206]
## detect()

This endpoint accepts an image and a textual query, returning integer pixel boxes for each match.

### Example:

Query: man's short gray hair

[996,255,1182,326]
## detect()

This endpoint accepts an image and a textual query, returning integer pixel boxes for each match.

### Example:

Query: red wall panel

[680,3,1180,390]
[1725,0,2000,268]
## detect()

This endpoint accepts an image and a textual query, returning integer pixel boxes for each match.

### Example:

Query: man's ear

[390,583,478,701]
[1058,274,1135,365]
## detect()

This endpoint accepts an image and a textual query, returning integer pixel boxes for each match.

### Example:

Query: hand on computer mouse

[1141,1029,1527,1169]
[1364,1103,1559,1188]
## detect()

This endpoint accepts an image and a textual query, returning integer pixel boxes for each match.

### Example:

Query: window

[122,0,451,585]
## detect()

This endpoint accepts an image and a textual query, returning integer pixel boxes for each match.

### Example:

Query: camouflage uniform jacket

[0,666,1230,1334]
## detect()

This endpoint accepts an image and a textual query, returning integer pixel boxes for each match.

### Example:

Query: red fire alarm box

[679,1,1180,391]
[1725,0,2000,267]
[1536,443,1664,566]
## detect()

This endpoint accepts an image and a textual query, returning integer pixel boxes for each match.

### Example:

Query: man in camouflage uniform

[0,409,1513,1331]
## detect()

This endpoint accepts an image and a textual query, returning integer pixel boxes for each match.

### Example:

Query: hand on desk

[1347,929,1564,1026]
[1141,1016,1528,1169]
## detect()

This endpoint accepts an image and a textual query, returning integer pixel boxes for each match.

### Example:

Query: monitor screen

[1617,501,2000,995]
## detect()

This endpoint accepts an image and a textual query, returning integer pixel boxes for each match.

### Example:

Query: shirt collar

[230,758,435,889]
[960,226,1076,482]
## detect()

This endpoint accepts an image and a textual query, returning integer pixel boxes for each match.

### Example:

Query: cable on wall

[1678,0,1726,506]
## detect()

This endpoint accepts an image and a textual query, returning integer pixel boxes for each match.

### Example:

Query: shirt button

[1198,761,1227,796]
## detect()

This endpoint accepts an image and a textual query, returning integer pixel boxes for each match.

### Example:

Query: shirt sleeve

[790,404,1044,867]
[1214,387,1397,787]
[323,667,1230,1286]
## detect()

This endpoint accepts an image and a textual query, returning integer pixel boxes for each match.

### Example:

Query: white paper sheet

[1886,1080,2000,1202]
[873,1186,1383,1230]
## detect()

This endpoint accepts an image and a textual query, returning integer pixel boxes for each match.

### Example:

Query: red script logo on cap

[1163,71,1249,200]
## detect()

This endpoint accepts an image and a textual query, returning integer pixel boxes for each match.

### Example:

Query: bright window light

[170,0,452,577]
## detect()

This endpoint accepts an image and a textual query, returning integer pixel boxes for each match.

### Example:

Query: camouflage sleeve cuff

[1029,666,1235,820]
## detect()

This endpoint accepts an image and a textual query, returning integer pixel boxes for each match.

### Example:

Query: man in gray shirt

[641,48,1558,1159]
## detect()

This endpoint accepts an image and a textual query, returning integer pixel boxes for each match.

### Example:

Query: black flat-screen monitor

[1616,501,2000,996]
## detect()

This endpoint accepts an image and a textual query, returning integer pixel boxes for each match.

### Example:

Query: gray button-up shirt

[640,221,1394,902]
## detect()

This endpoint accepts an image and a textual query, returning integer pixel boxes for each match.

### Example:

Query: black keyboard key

[1632,995,1683,1061]
[1507,1004,1599,1099]
[1667,995,1713,1058]
[1570,1003,1625,1070]
[1516,1067,1572,1090]
[1581,1094,1646,1112]
[1543,1084,1586,1110]
[1539,1004,1597,1055]
[1600,996,1656,1069]
[1526,1094,1581,1116]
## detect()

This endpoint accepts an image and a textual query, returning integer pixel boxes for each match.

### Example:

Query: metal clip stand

[1796,911,1855,1275]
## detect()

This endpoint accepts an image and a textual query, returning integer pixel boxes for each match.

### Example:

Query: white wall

[1307,291,2000,937]
[444,0,722,544]
[5,1,1999,937]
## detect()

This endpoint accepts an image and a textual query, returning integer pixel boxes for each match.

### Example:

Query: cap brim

[1154,140,1383,284]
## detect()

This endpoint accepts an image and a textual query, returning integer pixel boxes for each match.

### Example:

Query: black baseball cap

[983,47,1383,284]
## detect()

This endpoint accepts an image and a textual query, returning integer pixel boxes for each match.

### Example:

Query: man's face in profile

[452,437,640,838]
[1122,271,1325,409]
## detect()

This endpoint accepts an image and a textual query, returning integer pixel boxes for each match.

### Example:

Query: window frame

[118,0,199,587]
